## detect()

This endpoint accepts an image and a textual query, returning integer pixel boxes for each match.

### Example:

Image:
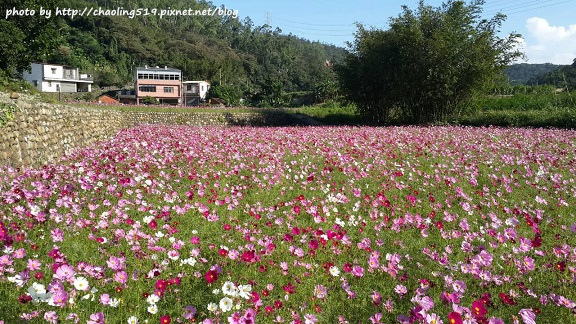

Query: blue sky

[219,0,576,65]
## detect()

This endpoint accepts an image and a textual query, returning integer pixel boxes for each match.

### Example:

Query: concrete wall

[0,92,301,168]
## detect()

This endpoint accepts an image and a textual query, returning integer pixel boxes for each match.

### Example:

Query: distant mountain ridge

[504,63,566,85]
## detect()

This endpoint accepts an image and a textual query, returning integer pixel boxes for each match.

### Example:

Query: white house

[182,81,210,106]
[22,63,93,93]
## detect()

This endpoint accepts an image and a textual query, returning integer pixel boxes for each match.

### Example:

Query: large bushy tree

[336,0,523,124]
[0,0,61,75]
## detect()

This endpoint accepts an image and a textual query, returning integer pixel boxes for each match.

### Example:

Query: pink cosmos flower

[394,284,407,296]
[106,256,125,271]
[43,311,58,324]
[87,312,105,324]
[183,305,197,319]
[314,284,327,299]
[304,314,318,324]
[100,293,110,306]
[519,309,536,324]
[352,265,364,277]
[54,264,75,281]
[51,290,68,308]
[13,248,26,259]
[27,259,41,271]
[114,270,128,284]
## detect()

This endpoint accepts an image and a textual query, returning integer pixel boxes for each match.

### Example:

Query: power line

[505,0,575,14]
[482,0,575,16]
[482,0,537,9]
[275,17,355,27]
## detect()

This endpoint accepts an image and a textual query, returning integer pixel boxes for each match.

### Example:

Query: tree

[336,0,522,124]
[207,82,243,106]
[0,0,61,75]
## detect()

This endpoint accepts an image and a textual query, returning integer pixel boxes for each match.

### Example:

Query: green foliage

[141,96,159,105]
[469,92,575,112]
[0,70,37,93]
[291,102,362,125]
[313,80,340,104]
[0,103,17,126]
[336,0,523,124]
[457,109,576,128]
[0,0,61,74]
[207,83,243,106]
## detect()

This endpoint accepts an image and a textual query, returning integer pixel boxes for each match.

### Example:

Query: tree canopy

[0,0,61,74]
[336,0,522,124]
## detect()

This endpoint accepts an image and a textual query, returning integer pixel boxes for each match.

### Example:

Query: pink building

[135,66,182,105]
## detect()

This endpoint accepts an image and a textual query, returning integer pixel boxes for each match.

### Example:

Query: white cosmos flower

[329,266,340,277]
[222,281,238,297]
[147,303,158,314]
[207,302,218,312]
[238,284,252,300]
[219,297,233,312]
[146,294,160,304]
[127,316,139,324]
[73,276,89,291]
[109,298,120,307]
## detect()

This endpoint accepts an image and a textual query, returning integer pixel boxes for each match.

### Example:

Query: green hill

[504,63,565,85]
[1,0,346,106]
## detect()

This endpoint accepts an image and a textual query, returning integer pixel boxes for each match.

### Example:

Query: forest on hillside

[1,0,345,106]
[504,63,565,84]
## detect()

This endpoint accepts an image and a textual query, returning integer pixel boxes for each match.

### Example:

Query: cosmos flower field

[1,125,576,324]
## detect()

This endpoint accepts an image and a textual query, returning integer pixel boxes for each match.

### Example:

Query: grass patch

[457,109,576,128]
[288,102,363,125]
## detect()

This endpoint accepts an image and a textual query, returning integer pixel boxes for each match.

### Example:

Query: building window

[201,85,205,91]
[164,87,174,93]
[139,85,156,92]
[48,81,52,87]
[51,68,57,74]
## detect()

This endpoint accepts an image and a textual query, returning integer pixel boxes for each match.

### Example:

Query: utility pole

[265,12,271,32]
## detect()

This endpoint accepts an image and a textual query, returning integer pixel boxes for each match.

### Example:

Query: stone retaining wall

[0,93,300,168]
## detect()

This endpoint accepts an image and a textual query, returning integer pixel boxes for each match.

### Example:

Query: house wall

[41,81,59,92]
[183,81,210,103]
[22,64,44,91]
[136,79,181,99]
[43,64,65,79]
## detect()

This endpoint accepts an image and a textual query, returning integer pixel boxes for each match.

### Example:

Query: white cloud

[522,17,576,64]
